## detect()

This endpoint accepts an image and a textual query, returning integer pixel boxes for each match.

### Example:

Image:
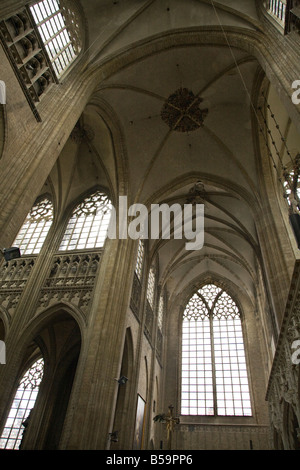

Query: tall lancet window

[146,266,156,308]
[135,239,144,281]
[181,284,252,417]
[0,358,44,450]
[59,191,112,251]
[13,197,53,255]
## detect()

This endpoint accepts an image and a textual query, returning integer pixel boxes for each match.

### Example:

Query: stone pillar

[60,235,137,449]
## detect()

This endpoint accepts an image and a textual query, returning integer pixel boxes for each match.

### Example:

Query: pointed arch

[13,195,54,255]
[0,304,82,450]
[59,188,113,251]
[0,357,44,449]
[181,282,252,417]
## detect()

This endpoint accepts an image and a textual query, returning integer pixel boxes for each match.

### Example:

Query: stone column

[60,235,137,449]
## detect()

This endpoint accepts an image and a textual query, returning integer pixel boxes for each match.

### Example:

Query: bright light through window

[146,267,155,308]
[13,198,53,255]
[158,294,164,331]
[0,358,44,450]
[283,169,300,210]
[135,239,144,281]
[59,191,112,251]
[266,0,287,25]
[30,0,77,77]
[181,284,252,417]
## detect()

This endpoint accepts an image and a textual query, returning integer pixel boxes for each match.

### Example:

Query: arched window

[158,294,164,331]
[59,191,112,251]
[13,197,53,255]
[181,284,252,417]
[0,358,44,450]
[135,239,144,281]
[30,0,82,78]
[146,266,156,308]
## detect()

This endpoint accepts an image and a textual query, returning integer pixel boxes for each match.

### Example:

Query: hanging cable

[209,0,299,200]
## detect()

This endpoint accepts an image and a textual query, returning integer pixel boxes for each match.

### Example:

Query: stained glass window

[0,358,44,450]
[13,198,53,255]
[59,191,112,251]
[30,0,80,78]
[181,284,252,417]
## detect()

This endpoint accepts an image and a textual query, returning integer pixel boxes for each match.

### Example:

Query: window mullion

[34,10,58,28]
[86,214,95,248]
[29,1,80,79]
[42,25,67,46]
[209,309,217,416]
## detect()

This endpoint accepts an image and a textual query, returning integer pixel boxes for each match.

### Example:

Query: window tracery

[181,284,252,417]
[158,294,164,331]
[59,191,112,251]
[283,159,300,214]
[0,358,44,450]
[146,266,156,308]
[13,197,53,255]
[135,239,144,281]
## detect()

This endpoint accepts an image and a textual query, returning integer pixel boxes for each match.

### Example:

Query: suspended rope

[209,0,299,209]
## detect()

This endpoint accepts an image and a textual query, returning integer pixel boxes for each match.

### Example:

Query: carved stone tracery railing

[0,250,102,318]
[0,256,36,315]
[37,251,102,314]
[0,7,58,121]
[266,261,300,448]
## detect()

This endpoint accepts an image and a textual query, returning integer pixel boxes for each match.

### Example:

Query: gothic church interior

[0,0,300,451]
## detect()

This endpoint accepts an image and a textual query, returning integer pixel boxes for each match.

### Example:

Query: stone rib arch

[5,304,82,450]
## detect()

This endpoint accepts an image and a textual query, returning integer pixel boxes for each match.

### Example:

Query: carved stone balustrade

[0,256,36,315]
[266,260,300,449]
[37,251,102,315]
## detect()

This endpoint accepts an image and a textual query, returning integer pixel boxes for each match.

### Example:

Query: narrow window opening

[0,358,44,450]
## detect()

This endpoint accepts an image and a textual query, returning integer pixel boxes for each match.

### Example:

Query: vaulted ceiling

[47,0,292,307]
